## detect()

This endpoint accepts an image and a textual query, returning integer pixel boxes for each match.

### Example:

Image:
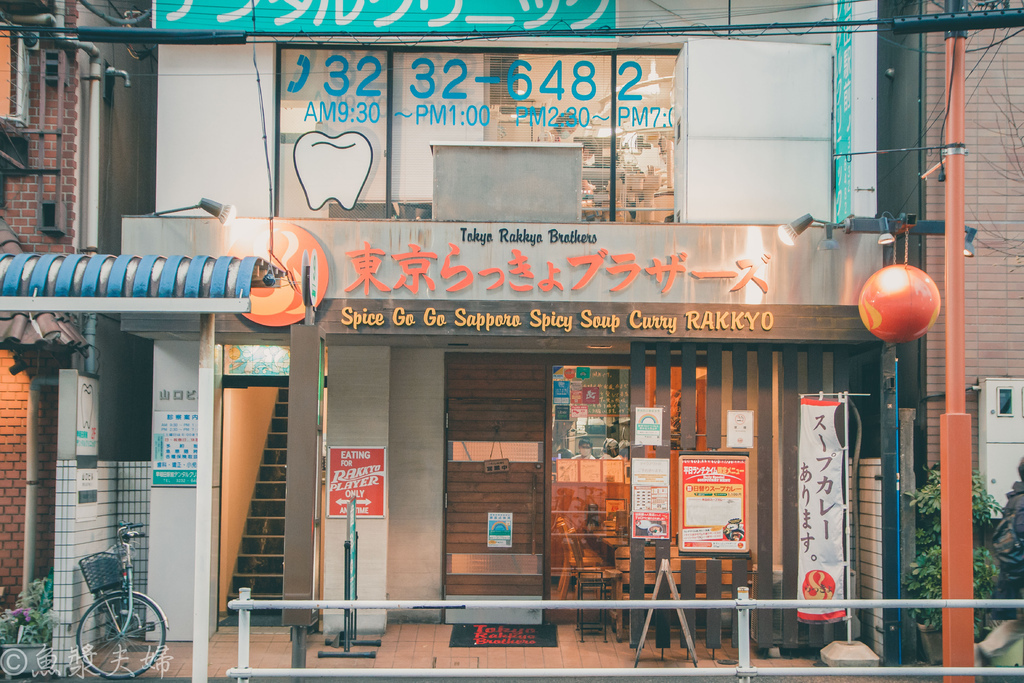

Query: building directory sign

[328,447,386,518]
[152,411,199,486]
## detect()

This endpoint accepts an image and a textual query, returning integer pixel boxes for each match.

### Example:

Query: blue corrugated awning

[0,253,274,300]
[0,252,281,347]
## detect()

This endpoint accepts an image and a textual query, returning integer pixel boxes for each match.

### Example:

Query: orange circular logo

[227,220,329,327]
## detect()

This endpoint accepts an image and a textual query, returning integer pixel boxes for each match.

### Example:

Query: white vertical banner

[797,397,846,623]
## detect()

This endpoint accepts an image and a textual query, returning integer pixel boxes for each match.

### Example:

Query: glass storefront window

[550,366,630,600]
[277,49,675,222]
[615,56,676,223]
[391,53,613,220]
[279,48,389,219]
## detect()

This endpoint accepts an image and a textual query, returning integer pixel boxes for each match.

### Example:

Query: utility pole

[938,0,971,679]
[890,6,1024,679]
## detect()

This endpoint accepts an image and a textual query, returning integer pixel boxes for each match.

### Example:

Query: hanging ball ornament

[858,264,941,343]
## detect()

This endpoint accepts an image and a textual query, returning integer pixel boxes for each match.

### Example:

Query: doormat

[218,610,282,627]
[449,624,558,648]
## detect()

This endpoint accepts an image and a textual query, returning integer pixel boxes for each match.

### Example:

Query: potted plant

[0,576,54,677]
[903,467,1000,664]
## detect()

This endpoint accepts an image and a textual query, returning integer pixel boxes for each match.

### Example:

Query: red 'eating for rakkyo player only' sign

[328,447,386,518]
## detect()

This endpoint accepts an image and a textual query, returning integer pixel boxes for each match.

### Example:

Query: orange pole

[940,20,973,683]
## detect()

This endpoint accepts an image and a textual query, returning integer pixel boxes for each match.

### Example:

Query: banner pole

[844,392,853,643]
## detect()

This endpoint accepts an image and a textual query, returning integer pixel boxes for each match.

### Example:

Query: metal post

[237,587,251,683]
[192,313,215,683]
[843,392,853,643]
[737,586,753,683]
[940,0,973,677]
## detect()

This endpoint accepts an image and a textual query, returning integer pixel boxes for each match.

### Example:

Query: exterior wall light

[963,226,977,257]
[777,214,815,245]
[151,198,238,226]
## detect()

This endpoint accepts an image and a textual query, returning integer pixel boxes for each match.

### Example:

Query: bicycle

[76,522,169,679]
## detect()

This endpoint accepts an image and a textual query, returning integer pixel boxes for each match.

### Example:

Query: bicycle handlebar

[117,522,145,541]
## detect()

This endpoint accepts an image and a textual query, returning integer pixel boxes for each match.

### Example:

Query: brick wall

[923,32,1024,466]
[0,350,62,609]
[1,6,81,254]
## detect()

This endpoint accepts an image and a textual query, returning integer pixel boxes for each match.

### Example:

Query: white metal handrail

[226,588,1024,680]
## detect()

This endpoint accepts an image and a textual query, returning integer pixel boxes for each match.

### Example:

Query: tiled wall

[52,462,151,671]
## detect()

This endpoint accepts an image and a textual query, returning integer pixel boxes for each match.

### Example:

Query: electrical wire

[250,4,282,280]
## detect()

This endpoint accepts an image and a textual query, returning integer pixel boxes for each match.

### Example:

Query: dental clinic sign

[156,0,615,33]
[328,447,386,518]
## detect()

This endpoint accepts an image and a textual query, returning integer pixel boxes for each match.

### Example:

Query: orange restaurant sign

[228,222,329,327]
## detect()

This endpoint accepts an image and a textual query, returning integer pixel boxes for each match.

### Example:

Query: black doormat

[218,610,282,627]
[449,623,558,647]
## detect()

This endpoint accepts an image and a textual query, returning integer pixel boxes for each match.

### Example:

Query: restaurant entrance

[443,355,548,623]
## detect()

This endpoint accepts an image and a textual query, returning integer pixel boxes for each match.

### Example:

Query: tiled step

[250,499,285,517]
[241,535,284,555]
[236,554,283,574]
[245,517,285,536]
[232,574,282,595]
[259,464,286,481]
[255,482,286,499]
[263,449,286,466]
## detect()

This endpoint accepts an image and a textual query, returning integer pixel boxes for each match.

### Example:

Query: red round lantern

[858,264,941,343]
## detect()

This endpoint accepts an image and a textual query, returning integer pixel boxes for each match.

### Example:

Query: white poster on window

[796,398,846,623]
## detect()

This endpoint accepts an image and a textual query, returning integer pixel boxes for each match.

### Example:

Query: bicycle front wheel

[76,591,168,679]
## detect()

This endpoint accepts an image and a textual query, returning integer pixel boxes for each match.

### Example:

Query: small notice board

[678,454,749,553]
[328,447,386,518]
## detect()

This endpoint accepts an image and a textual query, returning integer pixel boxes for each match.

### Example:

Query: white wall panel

[156,45,276,218]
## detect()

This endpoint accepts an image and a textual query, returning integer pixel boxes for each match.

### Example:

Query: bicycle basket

[79,552,122,594]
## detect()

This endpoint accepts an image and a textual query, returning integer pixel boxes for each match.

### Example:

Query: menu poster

[633,511,671,539]
[603,458,625,483]
[631,458,670,511]
[679,455,749,553]
[579,459,602,482]
[556,459,579,482]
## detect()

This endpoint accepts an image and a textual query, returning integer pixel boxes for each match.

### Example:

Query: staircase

[229,387,288,612]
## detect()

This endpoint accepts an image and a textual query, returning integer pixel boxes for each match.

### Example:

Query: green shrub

[903,467,1001,637]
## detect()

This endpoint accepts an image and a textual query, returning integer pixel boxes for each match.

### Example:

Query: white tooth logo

[293,130,373,211]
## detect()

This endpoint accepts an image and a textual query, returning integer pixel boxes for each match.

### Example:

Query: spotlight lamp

[150,198,238,226]
[777,214,814,246]
[877,220,896,246]
[818,223,840,251]
[964,226,977,257]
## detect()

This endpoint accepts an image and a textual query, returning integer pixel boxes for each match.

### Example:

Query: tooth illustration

[293,130,373,211]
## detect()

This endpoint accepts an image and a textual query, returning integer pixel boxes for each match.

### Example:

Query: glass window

[550,366,630,601]
[279,48,388,219]
[391,53,613,220]
[448,441,542,462]
[999,387,1013,416]
[615,56,676,223]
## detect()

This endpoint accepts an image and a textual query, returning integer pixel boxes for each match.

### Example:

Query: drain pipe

[24,375,59,593]
[62,37,102,374]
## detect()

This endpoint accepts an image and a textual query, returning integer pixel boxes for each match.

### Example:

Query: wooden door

[444,458,544,597]
[444,355,548,599]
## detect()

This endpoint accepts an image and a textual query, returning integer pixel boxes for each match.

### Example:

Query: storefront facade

[121,2,889,657]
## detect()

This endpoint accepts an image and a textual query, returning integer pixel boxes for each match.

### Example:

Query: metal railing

[226,588,1024,680]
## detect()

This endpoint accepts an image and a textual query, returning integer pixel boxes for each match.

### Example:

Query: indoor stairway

[229,387,288,616]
